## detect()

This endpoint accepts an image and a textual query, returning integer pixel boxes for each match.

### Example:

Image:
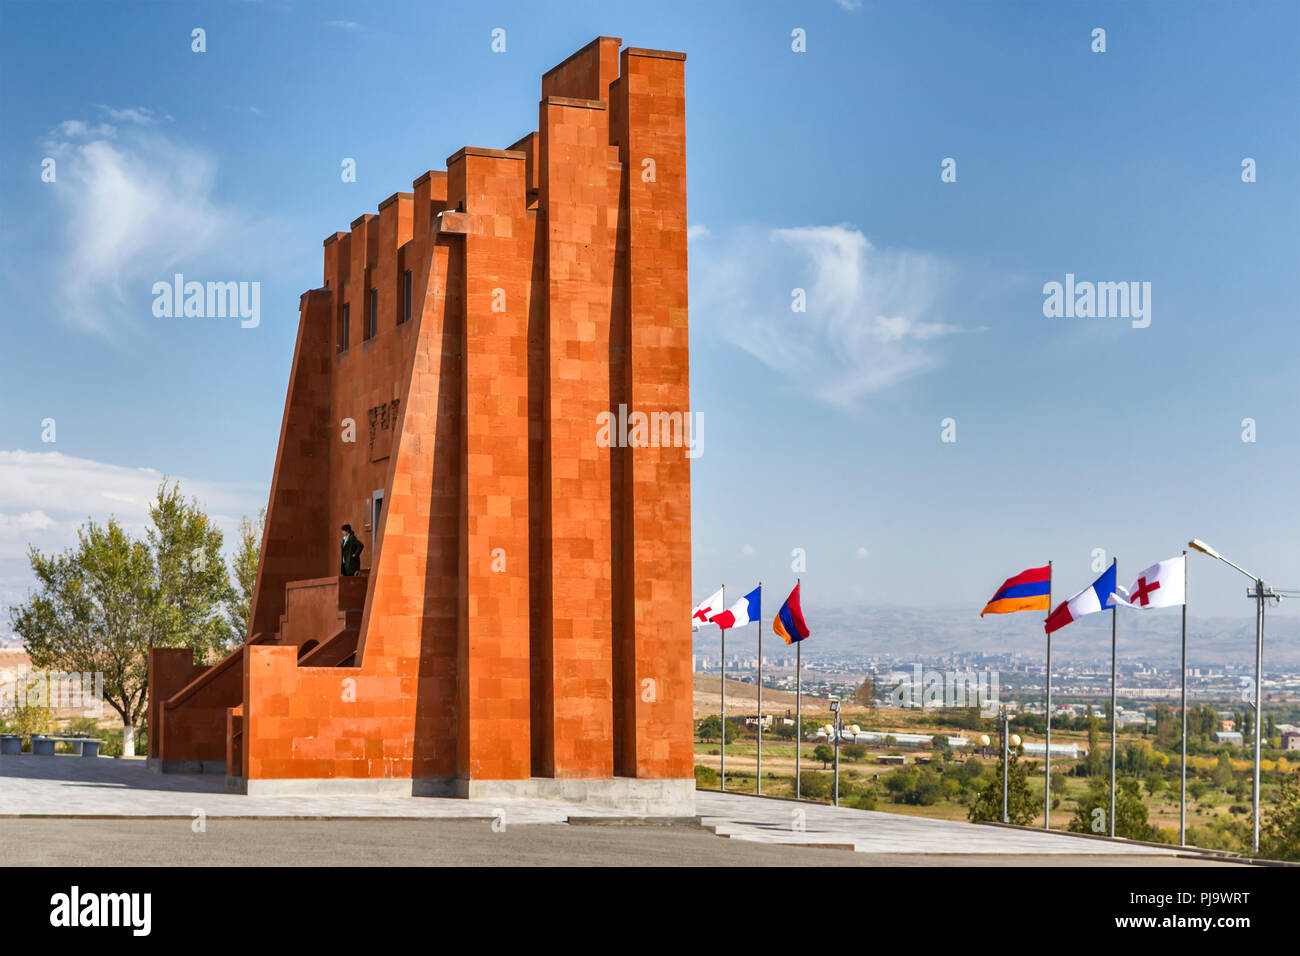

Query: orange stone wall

[231,36,692,786]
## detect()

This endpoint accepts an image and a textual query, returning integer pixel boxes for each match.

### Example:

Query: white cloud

[856,546,869,559]
[687,224,711,242]
[835,0,864,10]
[0,450,266,557]
[325,20,360,30]
[691,223,977,408]
[41,107,290,337]
[741,544,756,556]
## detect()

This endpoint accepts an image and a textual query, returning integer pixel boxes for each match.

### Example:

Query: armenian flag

[772,582,810,645]
[980,565,1051,616]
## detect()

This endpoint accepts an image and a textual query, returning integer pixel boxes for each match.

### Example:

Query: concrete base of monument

[227,775,696,813]
[148,758,226,775]
[446,777,696,816]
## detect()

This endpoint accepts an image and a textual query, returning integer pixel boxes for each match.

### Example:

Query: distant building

[1281,731,1300,751]
[1021,742,1085,759]
[1212,732,1243,746]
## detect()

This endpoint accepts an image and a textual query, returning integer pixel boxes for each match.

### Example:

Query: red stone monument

[148,38,694,811]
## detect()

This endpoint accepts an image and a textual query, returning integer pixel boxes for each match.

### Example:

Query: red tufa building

[147,38,694,811]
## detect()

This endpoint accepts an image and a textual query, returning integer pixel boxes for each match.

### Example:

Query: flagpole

[1001,706,1009,822]
[1180,549,1188,846]
[720,583,726,791]
[795,578,802,800]
[756,581,763,795]
[1110,557,1118,839]
[1044,561,1052,830]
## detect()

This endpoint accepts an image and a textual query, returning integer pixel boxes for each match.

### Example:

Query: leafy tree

[1188,780,1208,802]
[969,747,1035,825]
[841,743,866,761]
[13,519,155,756]
[1069,778,1152,841]
[1050,771,1068,795]
[10,480,234,756]
[813,744,834,769]
[695,715,722,741]
[1261,771,1300,861]
[1145,773,1166,797]
[799,771,832,800]
[147,480,232,662]
[931,734,949,751]
[1212,752,1235,790]
[1084,706,1104,777]
[1154,704,1179,749]
[225,509,263,646]
[852,676,876,707]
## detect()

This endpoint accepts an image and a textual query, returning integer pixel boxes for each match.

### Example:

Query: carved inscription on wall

[368,398,401,462]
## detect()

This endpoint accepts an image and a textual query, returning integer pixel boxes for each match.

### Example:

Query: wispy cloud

[692,223,977,409]
[40,106,289,337]
[325,20,360,30]
[0,449,266,553]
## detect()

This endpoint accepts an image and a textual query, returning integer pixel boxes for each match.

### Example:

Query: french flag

[710,586,760,630]
[1045,564,1118,635]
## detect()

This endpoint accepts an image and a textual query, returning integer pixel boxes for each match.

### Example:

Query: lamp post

[1000,708,1009,823]
[829,698,841,807]
[1188,538,1282,855]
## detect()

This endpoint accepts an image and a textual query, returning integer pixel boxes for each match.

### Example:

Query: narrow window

[367,288,378,339]
[339,304,350,351]
[401,270,413,324]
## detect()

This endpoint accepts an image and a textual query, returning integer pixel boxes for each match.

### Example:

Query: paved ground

[0,755,1245,865]
[0,818,1238,866]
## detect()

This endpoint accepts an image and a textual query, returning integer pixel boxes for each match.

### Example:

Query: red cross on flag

[1109,555,1186,609]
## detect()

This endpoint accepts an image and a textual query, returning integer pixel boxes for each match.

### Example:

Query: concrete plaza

[0,755,1245,866]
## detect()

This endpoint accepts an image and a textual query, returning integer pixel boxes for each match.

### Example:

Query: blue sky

[1,0,1296,629]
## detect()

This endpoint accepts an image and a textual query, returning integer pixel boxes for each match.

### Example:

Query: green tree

[800,771,832,800]
[852,676,876,707]
[147,480,232,662]
[1145,773,1166,797]
[1261,771,1300,861]
[1084,705,1104,777]
[695,715,722,741]
[969,747,1035,825]
[12,519,155,755]
[1154,704,1179,749]
[1212,752,1235,790]
[225,509,263,646]
[813,744,834,769]
[10,480,235,756]
[1069,778,1152,841]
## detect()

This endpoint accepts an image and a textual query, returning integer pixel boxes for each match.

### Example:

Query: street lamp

[1188,538,1283,855]
[829,698,842,807]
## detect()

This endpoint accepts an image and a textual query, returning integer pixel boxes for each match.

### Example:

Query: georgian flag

[1109,556,1186,610]
[691,587,725,631]
[1045,564,1118,635]
[710,586,760,631]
